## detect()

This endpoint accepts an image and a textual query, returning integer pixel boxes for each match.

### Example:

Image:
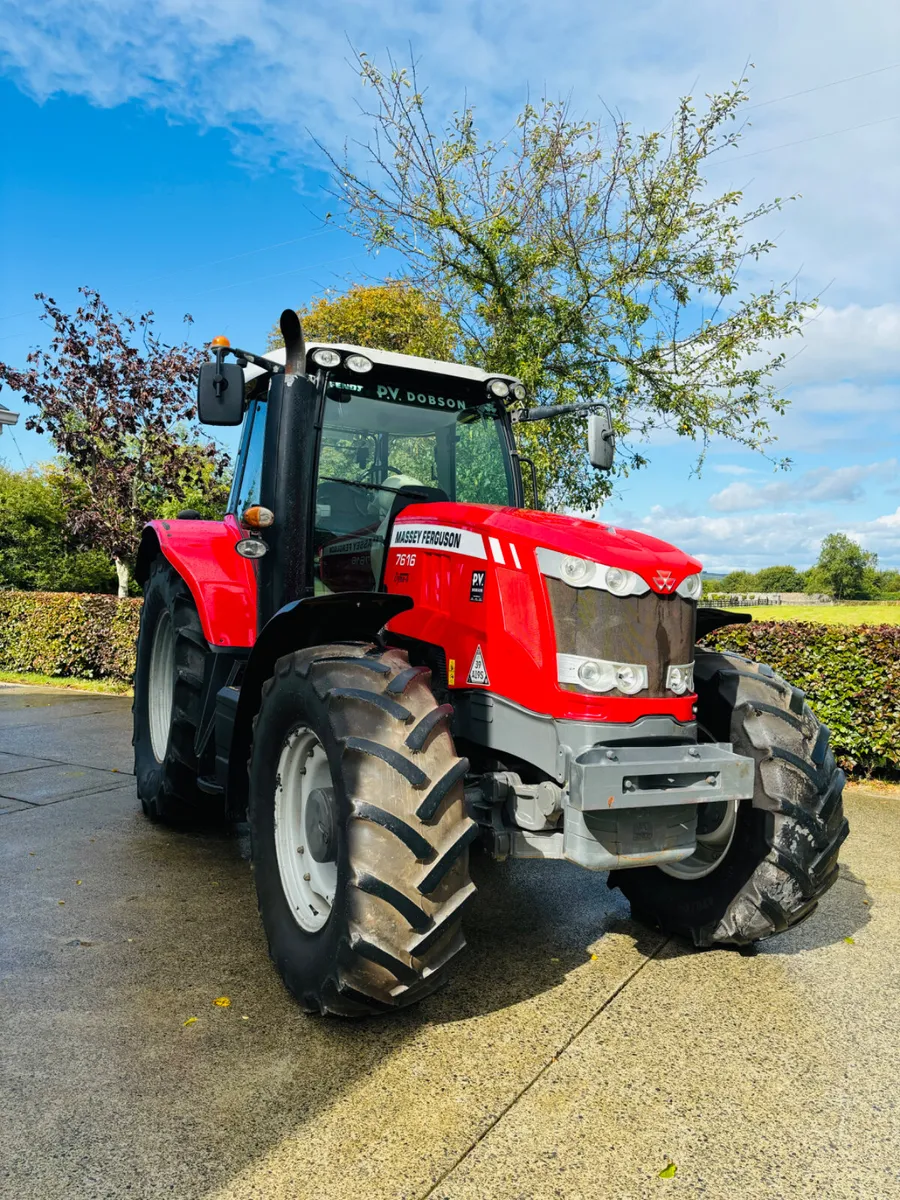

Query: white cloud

[777,304,900,388]
[637,502,900,572]
[712,464,757,477]
[708,460,897,512]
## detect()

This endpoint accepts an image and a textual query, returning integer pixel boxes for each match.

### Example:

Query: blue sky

[1,0,898,571]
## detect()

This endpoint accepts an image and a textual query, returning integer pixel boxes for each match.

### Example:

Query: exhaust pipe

[257,310,317,631]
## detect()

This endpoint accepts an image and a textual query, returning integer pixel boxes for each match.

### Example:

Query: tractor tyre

[133,557,211,824]
[248,642,476,1016]
[610,649,849,947]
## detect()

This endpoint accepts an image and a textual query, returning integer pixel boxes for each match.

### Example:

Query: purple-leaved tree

[0,289,229,596]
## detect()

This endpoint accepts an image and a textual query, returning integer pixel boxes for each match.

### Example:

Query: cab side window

[232,400,267,517]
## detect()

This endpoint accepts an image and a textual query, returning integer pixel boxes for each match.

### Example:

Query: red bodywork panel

[382,503,702,723]
[150,514,258,646]
[148,503,702,722]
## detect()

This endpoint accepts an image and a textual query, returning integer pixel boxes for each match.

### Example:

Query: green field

[719,605,900,626]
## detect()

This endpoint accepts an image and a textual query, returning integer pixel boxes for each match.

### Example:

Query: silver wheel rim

[660,798,740,880]
[274,728,337,933]
[148,610,175,762]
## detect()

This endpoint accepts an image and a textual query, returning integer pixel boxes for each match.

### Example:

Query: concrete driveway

[1,683,898,1200]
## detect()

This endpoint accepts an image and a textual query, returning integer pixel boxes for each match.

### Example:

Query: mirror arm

[214,345,286,376]
[512,400,609,423]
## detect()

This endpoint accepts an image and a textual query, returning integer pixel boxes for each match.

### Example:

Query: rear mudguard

[225,591,413,818]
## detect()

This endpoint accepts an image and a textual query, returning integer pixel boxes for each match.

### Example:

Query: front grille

[544,577,696,697]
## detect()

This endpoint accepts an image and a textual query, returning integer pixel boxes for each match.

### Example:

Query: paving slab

[0,697,126,728]
[0,704,135,774]
[0,762,128,804]
[0,750,57,775]
[0,797,31,815]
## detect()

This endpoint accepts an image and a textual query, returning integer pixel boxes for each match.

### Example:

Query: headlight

[666,663,695,695]
[561,556,596,585]
[487,378,510,399]
[511,382,527,402]
[345,353,373,373]
[559,653,648,695]
[605,566,635,596]
[677,573,702,599]
[535,547,649,595]
[312,348,341,368]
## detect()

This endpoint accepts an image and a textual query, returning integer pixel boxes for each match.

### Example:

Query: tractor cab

[247,346,523,595]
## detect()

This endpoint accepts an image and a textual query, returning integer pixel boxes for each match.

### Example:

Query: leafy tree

[754,565,805,593]
[815,533,876,600]
[873,569,900,595]
[718,570,757,593]
[0,289,229,596]
[270,280,457,359]
[325,54,811,509]
[0,464,116,592]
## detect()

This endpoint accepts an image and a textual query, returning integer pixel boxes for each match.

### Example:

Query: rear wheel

[133,558,211,823]
[609,649,849,946]
[248,642,476,1016]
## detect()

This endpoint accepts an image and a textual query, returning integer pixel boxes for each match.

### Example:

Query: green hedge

[0,591,141,682]
[0,594,897,773]
[705,620,900,773]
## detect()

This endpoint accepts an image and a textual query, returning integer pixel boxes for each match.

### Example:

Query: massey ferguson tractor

[132,311,848,1016]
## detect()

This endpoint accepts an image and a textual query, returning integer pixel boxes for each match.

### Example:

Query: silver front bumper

[568,741,755,811]
[563,741,755,871]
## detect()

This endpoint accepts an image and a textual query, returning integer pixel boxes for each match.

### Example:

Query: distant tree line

[707,534,897,601]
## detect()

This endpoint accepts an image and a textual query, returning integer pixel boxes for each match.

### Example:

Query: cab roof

[243,342,521,386]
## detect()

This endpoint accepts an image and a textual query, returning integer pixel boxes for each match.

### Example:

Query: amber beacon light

[210,335,231,348]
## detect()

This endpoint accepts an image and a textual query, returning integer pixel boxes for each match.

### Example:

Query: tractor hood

[393,501,702,594]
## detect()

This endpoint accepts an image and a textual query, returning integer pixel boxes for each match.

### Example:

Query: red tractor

[133,311,848,1016]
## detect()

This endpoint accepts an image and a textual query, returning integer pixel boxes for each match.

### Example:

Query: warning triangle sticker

[466,644,490,686]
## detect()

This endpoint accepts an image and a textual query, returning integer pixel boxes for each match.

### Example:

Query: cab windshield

[314,365,517,593]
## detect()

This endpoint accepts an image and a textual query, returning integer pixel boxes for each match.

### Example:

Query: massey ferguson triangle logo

[653,569,675,591]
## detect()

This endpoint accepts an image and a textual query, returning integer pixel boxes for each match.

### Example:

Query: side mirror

[587,407,615,471]
[197,360,245,426]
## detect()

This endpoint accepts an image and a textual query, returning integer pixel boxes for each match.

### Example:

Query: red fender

[136,515,258,648]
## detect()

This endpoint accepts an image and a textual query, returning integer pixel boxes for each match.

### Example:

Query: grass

[0,670,132,695]
[716,604,900,626]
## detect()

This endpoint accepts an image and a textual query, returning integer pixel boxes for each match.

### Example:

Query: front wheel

[248,642,476,1016]
[609,649,849,946]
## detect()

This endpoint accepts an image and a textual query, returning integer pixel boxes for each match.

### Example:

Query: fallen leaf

[214,996,231,1007]
[241,1015,249,1021]
[58,900,65,906]
[658,1162,677,1179]
[29,852,35,857]
[590,953,599,961]
[550,957,560,963]
[76,880,82,885]
[863,899,869,906]
[844,936,856,945]
[183,1017,198,1027]
[127,938,134,943]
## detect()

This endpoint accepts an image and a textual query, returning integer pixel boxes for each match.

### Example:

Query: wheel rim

[148,610,175,762]
[274,728,338,933]
[659,797,740,880]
